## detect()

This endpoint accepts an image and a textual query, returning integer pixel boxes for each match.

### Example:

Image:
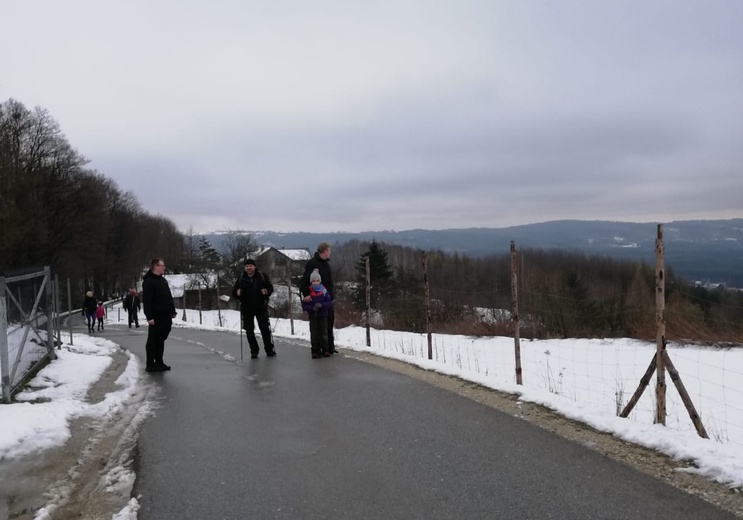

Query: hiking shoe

[145,365,165,372]
[266,351,277,358]
[251,353,259,359]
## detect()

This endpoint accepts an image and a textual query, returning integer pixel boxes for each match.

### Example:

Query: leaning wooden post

[662,351,708,438]
[510,241,523,385]
[655,224,666,426]
[365,256,371,347]
[619,355,657,417]
[422,252,433,360]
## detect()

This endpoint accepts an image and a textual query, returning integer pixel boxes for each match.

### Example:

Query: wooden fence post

[198,285,203,325]
[612,224,707,437]
[286,268,294,335]
[422,252,433,360]
[365,256,371,347]
[511,241,523,385]
[216,273,223,327]
[655,224,666,425]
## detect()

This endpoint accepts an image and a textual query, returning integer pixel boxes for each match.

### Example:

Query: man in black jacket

[142,258,177,372]
[301,242,336,354]
[232,259,276,359]
[123,288,141,328]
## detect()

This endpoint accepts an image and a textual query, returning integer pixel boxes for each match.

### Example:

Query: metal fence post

[54,274,62,349]
[1,276,10,403]
[45,267,56,360]
[67,278,73,345]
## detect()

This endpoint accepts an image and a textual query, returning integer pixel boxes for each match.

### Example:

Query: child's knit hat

[310,271,322,283]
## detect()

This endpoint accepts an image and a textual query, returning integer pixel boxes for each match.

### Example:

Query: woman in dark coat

[82,290,97,333]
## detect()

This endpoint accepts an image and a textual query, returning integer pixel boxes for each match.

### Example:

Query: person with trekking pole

[231,259,276,359]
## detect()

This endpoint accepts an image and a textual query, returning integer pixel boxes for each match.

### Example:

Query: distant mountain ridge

[207,219,743,286]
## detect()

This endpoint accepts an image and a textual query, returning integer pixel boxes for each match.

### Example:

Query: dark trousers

[85,311,96,332]
[146,315,173,367]
[128,308,139,327]
[309,314,329,356]
[242,308,274,355]
[327,306,335,352]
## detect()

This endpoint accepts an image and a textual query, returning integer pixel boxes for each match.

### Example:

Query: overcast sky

[2,1,741,233]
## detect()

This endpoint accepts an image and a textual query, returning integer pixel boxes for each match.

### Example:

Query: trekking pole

[239,313,244,361]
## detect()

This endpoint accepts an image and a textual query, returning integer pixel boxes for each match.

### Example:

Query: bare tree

[216,230,258,288]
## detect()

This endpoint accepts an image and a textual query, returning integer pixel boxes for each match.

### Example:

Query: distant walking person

[301,242,336,354]
[124,288,141,328]
[302,270,333,358]
[142,258,176,372]
[231,259,276,359]
[83,290,97,333]
[95,301,105,331]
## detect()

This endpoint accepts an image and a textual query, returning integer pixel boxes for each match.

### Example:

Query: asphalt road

[102,322,737,520]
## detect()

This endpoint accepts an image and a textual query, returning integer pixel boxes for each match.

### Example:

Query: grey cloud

[3,0,741,233]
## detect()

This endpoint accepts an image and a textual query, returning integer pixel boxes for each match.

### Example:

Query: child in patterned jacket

[301,270,333,358]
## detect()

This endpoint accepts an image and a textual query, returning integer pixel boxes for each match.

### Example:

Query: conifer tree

[354,240,393,309]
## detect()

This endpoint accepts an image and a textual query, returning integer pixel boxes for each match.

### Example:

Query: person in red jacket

[95,301,105,331]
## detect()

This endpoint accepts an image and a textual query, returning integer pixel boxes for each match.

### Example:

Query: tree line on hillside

[0,98,185,304]
[327,240,743,343]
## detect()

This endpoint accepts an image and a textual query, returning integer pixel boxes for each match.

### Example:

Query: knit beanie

[310,271,322,283]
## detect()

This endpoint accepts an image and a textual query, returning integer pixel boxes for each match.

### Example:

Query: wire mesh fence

[0,267,57,402]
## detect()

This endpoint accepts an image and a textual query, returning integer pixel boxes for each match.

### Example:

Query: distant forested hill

[207,219,743,286]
